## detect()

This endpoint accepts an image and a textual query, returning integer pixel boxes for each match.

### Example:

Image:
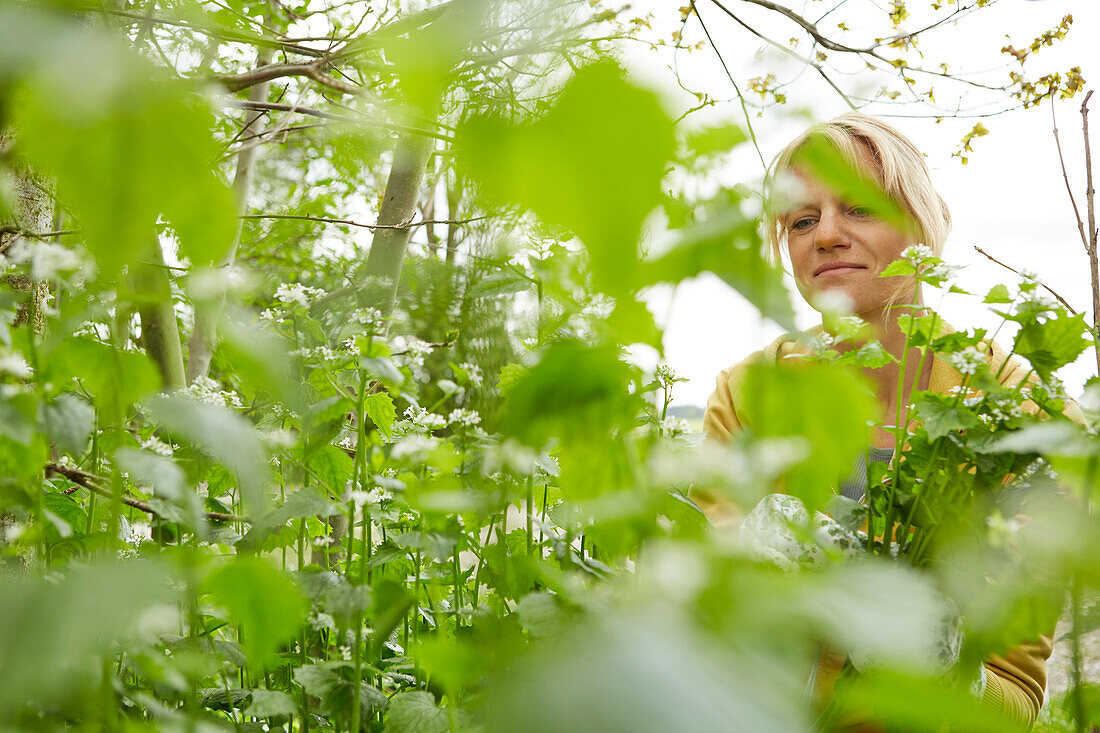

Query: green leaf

[145,394,269,513]
[46,338,159,419]
[639,209,795,330]
[913,392,983,441]
[0,560,175,713]
[983,284,1012,304]
[740,362,878,512]
[204,556,308,667]
[42,393,95,456]
[986,421,1095,457]
[499,340,640,449]
[307,444,354,495]
[457,60,675,296]
[683,123,747,158]
[0,392,36,445]
[240,489,340,551]
[363,392,397,440]
[789,135,911,235]
[42,491,86,542]
[303,396,354,453]
[7,13,235,280]
[115,448,204,529]
[246,689,297,718]
[1012,311,1091,381]
[878,259,917,277]
[465,270,531,299]
[384,691,449,733]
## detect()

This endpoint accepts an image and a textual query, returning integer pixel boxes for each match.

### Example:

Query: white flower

[349,489,370,507]
[945,347,984,376]
[0,352,32,379]
[260,428,297,451]
[812,290,854,315]
[340,645,352,661]
[458,362,483,387]
[901,244,935,264]
[391,434,439,461]
[140,435,174,457]
[5,240,85,281]
[659,416,691,437]
[184,376,243,408]
[404,406,447,430]
[274,282,324,308]
[259,308,282,322]
[1019,289,1057,311]
[1019,269,1039,282]
[447,408,481,427]
[352,307,385,330]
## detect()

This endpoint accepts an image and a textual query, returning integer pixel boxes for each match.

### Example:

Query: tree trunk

[0,131,52,334]
[134,240,187,390]
[361,129,436,317]
[186,44,274,384]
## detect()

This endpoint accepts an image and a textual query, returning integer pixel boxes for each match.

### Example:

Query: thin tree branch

[973,245,1078,314]
[1080,90,1100,376]
[1051,99,1091,255]
[46,462,248,524]
[214,61,373,96]
[731,0,874,54]
[226,101,453,141]
[241,213,490,230]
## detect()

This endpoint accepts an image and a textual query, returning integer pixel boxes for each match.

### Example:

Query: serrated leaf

[42,393,94,456]
[465,270,531,299]
[913,393,983,441]
[363,392,397,440]
[307,444,354,495]
[879,259,917,277]
[247,689,297,718]
[983,284,1012,304]
[384,691,449,733]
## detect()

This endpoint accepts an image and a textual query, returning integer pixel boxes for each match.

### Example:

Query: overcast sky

[620,0,1100,407]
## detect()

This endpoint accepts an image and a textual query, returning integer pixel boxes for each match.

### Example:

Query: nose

[814,207,849,252]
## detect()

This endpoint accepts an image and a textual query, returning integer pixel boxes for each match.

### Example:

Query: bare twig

[46,462,248,524]
[972,245,1078,315]
[1081,90,1099,375]
[1052,99,1091,255]
[241,213,490,230]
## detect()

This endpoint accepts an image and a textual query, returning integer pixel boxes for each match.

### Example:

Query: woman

[699,112,1055,728]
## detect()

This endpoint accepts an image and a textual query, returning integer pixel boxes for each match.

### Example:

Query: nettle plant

[1,4,1099,733]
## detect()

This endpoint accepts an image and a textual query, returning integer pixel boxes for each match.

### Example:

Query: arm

[981,635,1052,728]
[690,367,746,529]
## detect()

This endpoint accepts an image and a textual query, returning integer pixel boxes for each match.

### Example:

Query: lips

[814,262,867,277]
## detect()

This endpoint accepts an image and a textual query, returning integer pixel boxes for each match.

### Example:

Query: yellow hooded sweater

[700,330,1075,730]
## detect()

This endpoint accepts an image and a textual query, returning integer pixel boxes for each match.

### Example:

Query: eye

[789,216,816,231]
[846,205,874,219]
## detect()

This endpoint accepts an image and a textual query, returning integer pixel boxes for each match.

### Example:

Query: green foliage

[456,60,675,296]
[0,2,1095,732]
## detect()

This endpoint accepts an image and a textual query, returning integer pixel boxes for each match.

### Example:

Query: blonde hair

[764,112,952,265]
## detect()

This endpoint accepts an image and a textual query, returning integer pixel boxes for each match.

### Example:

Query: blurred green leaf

[499,339,640,449]
[204,556,308,667]
[246,689,297,718]
[914,392,984,441]
[145,394,268,513]
[384,691,449,733]
[0,560,174,716]
[639,209,795,330]
[789,135,911,235]
[6,11,235,279]
[42,393,95,456]
[47,338,159,418]
[682,123,747,158]
[457,60,675,296]
[740,361,877,512]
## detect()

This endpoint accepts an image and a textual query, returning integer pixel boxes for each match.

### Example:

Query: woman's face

[781,167,915,319]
